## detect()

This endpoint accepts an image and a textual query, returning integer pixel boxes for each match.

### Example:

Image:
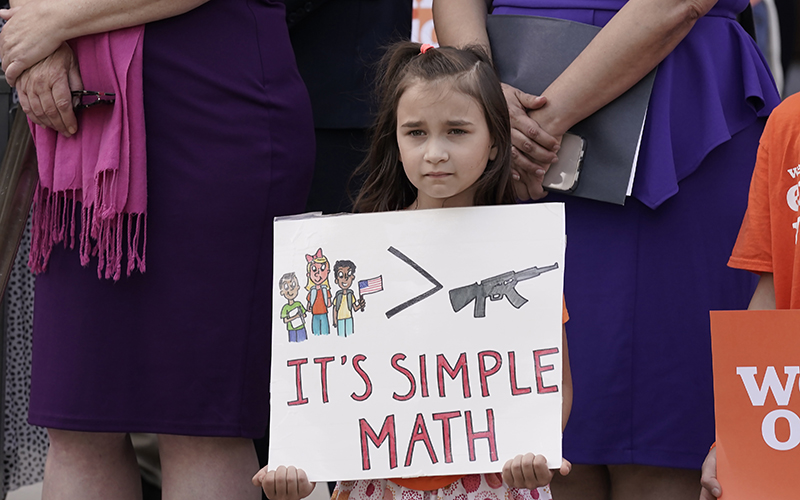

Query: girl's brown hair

[352,42,514,212]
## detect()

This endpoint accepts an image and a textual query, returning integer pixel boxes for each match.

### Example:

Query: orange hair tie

[420,44,434,54]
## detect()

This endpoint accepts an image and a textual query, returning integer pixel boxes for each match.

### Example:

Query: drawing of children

[332,260,366,337]
[279,272,307,342]
[304,248,332,336]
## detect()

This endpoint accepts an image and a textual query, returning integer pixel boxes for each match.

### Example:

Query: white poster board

[270,204,566,481]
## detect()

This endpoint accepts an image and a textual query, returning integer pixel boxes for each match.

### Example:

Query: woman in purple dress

[0,0,313,498]
[434,0,779,498]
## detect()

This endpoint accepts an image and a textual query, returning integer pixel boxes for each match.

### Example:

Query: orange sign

[412,0,438,45]
[710,310,800,499]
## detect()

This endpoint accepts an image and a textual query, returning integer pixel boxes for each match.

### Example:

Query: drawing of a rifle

[448,263,559,318]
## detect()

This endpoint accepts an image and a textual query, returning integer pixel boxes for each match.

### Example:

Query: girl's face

[396,81,497,209]
[308,260,329,285]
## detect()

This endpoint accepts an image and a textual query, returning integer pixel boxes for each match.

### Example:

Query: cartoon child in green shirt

[279,272,307,342]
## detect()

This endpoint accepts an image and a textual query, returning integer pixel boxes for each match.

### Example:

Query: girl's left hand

[502,453,571,489]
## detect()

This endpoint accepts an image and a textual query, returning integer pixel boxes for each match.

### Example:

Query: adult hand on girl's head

[699,447,721,499]
[253,465,316,500]
[501,453,571,489]
[15,42,82,137]
[501,83,560,200]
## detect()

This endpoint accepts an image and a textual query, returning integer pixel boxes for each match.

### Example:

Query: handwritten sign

[710,309,800,499]
[270,204,566,481]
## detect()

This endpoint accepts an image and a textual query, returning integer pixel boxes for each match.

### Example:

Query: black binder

[487,14,657,205]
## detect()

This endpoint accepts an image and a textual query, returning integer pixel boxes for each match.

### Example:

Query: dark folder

[487,14,657,205]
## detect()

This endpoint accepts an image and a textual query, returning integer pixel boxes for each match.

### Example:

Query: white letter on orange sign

[737,366,800,406]
[762,409,800,451]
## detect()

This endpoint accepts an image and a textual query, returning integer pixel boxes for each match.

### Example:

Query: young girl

[253,41,572,500]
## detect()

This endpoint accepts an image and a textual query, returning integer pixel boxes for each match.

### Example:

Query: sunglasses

[71,90,116,110]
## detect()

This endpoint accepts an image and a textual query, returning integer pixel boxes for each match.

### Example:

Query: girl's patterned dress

[332,474,551,500]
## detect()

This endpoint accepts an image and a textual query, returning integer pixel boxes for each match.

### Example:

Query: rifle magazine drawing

[449,263,559,318]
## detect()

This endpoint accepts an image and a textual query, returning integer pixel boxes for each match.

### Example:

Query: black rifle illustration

[449,263,559,318]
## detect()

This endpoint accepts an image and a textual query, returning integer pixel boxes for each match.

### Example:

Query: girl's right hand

[252,465,316,500]
[501,453,571,489]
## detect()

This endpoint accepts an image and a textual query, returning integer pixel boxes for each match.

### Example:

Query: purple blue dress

[28,0,314,438]
[493,0,780,469]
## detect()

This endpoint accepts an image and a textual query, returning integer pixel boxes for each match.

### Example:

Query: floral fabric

[333,474,551,500]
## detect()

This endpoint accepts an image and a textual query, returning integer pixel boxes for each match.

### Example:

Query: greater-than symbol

[385,246,443,319]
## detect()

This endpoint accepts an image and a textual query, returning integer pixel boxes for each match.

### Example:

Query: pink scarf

[29,26,147,280]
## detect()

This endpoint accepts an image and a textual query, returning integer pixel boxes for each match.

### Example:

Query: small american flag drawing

[358,276,384,296]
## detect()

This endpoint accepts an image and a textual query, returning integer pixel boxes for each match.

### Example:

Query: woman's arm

[1,0,209,84]
[432,0,491,50]
[528,0,718,137]
[0,0,210,135]
[433,0,718,198]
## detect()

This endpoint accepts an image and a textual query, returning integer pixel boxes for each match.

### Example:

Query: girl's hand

[501,453,571,489]
[699,447,721,499]
[16,42,83,137]
[252,465,316,500]
[501,83,560,201]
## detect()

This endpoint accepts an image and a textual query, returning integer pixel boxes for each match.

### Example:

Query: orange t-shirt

[308,285,330,315]
[728,92,800,309]
[390,301,569,491]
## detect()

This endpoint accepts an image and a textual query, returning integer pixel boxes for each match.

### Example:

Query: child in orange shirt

[700,92,800,499]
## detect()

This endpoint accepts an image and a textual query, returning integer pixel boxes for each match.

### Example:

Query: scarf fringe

[29,184,147,281]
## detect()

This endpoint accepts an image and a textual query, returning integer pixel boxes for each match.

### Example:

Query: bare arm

[1,0,209,84]
[437,0,717,135]
[530,0,718,137]
[433,0,718,198]
[0,0,209,135]
[432,0,491,51]
[747,272,776,310]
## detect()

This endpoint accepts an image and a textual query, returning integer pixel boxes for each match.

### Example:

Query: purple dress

[493,0,780,469]
[28,0,314,438]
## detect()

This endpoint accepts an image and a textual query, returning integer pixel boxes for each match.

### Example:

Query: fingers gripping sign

[253,465,316,500]
[699,447,721,500]
[501,453,571,490]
